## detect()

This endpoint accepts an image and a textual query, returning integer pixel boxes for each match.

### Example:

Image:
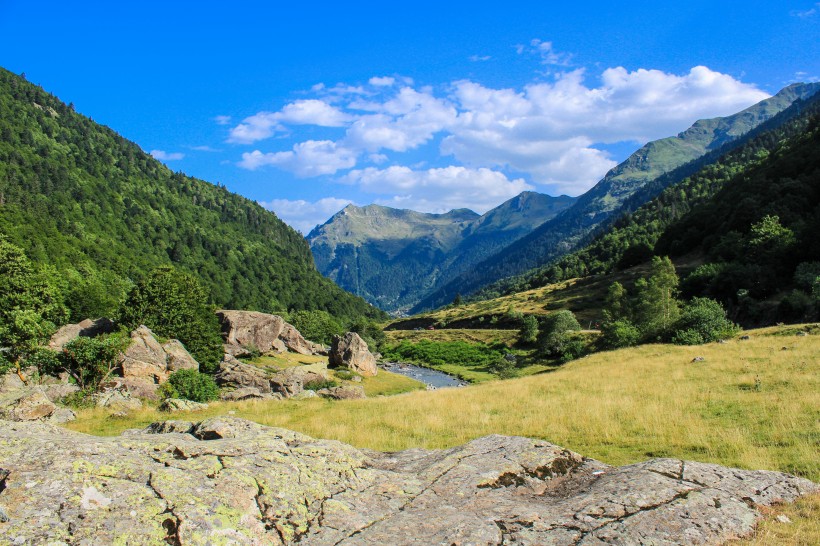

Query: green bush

[671,297,739,345]
[382,340,506,369]
[518,315,539,344]
[289,310,344,345]
[165,369,219,402]
[488,355,518,379]
[333,369,359,381]
[600,319,641,349]
[537,310,581,356]
[60,334,128,390]
[304,378,338,391]
[558,336,590,363]
[118,267,224,374]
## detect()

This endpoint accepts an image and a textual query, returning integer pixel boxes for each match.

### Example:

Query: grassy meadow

[68,325,819,482]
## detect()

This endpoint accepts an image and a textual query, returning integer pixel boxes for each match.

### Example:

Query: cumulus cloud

[214,115,232,125]
[469,55,491,62]
[229,60,770,199]
[259,197,354,234]
[150,150,184,161]
[343,166,532,214]
[239,140,358,176]
[791,3,819,18]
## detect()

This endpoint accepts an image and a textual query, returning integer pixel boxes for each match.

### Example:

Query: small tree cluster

[600,256,738,348]
[537,310,586,361]
[159,369,220,402]
[288,310,343,345]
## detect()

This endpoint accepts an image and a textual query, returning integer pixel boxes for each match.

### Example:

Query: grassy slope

[68,325,819,483]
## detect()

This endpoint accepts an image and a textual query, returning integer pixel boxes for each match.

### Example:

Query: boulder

[269,367,326,398]
[316,385,366,400]
[94,388,142,412]
[0,387,58,421]
[219,387,279,402]
[217,310,285,354]
[41,383,79,402]
[162,340,199,372]
[0,417,816,545]
[279,323,317,355]
[328,332,378,377]
[214,355,272,393]
[120,326,169,384]
[48,317,115,351]
[116,377,161,400]
[159,398,209,412]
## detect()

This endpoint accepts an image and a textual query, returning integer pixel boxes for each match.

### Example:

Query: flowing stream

[381,361,468,389]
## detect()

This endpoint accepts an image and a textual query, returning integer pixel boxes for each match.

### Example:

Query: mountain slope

[414,82,820,312]
[308,192,575,313]
[481,87,820,299]
[0,67,383,323]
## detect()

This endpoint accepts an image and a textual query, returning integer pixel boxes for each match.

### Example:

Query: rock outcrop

[217,310,323,357]
[159,398,209,412]
[328,332,378,376]
[215,356,331,399]
[0,386,75,423]
[47,317,115,351]
[0,417,815,545]
[118,326,200,397]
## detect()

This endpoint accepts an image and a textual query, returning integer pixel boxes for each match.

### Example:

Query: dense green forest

[413,83,820,313]
[0,68,383,324]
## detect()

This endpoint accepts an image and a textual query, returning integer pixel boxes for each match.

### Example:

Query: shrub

[599,319,641,349]
[61,334,128,390]
[289,310,344,345]
[488,355,518,379]
[671,298,739,345]
[333,369,359,381]
[777,290,815,322]
[557,336,590,363]
[165,369,219,402]
[304,378,338,391]
[118,267,223,373]
[793,262,820,290]
[25,347,61,377]
[518,315,539,344]
[537,310,581,357]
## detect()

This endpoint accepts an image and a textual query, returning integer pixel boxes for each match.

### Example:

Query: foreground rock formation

[217,310,323,357]
[0,418,815,545]
[328,332,378,376]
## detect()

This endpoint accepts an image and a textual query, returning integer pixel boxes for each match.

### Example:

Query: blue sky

[2,1,819,232]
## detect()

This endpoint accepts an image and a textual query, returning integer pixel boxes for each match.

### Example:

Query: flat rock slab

[0,418,815,545]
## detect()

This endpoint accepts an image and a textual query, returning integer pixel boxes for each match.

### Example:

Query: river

[381,361,468,389]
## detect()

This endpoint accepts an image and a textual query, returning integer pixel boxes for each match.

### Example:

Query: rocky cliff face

[0,417,815,545]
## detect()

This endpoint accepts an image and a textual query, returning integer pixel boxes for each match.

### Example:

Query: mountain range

[307,82,820,314]
[308,192,575,313]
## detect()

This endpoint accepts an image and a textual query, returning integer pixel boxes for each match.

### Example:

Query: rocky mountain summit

[0,417,815,545]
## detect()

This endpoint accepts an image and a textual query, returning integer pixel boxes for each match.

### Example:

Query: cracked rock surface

[0,417,815,545]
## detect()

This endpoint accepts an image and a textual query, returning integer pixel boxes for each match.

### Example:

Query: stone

[120,326,169,384]
[214,355,273,393]
[94,388,142,412]
[116,377,161,400]
[316,385,366,400]
[328,332,378,377]
[280,323,318,355]
[46,407,77,424]
[48,317,115,351]
[691,356,705,362]
[269,367,325,398]
[0,418,815,545]
[159,398,209,412]
[217,309,285,354]
[41,383,79,402]
[162,340,199,372]
[219,386,274,401]
[0,387,57,421]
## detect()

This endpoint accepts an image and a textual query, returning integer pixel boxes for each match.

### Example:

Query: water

[382,361,468,389]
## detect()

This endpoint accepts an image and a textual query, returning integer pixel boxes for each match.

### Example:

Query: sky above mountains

[2,1,819,233]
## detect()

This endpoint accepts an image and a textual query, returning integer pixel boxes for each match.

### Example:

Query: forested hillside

[414,83,820,312]
[0,67,383,323]
[485,89,820,299]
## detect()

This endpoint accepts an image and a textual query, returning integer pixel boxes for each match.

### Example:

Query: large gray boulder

[48,317,115,351]
[0,386,75,423]
[120,326,171,384]
[162,340,199,372]
[0,417,815,545]
[217,310,286,354]
[328,332,378,377]
[217,310,323,356]
[214,355,273,393]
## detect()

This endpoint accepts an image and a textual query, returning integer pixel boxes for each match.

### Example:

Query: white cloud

[229,62,770,198]
[469,55,491,62]
[791,3,819,18]
[150,150,184,161]
[214,115,232,125]
[369,76,396,86]
[343,166,532,214]
[189,145,221,152]
[239,140,358,176]
[259,197,353,234]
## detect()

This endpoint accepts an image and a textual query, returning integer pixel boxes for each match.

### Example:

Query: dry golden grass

[68,326,819,484]
[385,328,519,345]
[731,493,820,545]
